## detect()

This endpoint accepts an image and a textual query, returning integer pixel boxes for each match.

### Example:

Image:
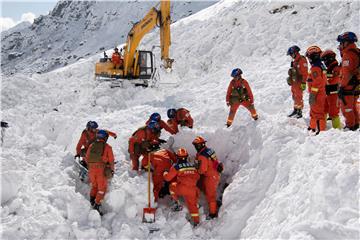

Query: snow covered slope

[0,0,215,75]
[1,1,359,239]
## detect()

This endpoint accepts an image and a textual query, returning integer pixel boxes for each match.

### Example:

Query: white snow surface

[1,1,359,239]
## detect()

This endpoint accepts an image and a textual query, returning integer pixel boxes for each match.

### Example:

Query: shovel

[142,153,156,223]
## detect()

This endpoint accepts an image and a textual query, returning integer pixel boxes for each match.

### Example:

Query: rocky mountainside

[1,0,215,75]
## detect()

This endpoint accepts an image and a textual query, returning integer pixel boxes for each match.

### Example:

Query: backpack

[88,141,105,163]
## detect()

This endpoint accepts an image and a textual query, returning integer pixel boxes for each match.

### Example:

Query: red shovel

[142,153,156,223]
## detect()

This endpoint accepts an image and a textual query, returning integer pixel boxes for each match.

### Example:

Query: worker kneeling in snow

[86,130,115,215]
[142,140,177,202]
[146,112,176,135]
[128,121,161,171]
[226,68,258,127]
[163,148,200,227]
[193,136,224,219]
[166,108,194,134]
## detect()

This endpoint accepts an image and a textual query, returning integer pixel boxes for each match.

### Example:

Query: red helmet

[306,46,322,58]
[176,148,188,158]
[192,136,206,145]
[320,49,336,61]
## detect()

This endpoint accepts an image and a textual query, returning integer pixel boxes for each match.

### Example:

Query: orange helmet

[320,49,336,61]
[176,148,188,158]
[192,136,206,145]
[305,46,322,58]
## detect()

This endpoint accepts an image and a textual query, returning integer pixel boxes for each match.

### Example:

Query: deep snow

[1,1,359,239]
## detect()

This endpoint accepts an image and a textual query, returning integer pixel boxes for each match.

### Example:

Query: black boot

[93,203,103,216]
[288,108,298,117]
[90,196,95,207]
[295,109,302,119]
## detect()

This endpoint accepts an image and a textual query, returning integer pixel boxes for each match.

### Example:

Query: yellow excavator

[95,0,173,87]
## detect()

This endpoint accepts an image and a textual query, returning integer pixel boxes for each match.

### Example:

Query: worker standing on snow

[86,130,115,215]
[320,50,342,129]
[163,148,200,227]
[192,136,223,219]
[305,46,327,134]
[226,68,258,127]
[337,31,360,131]
[141,140,177,202]
[286,45,309,118]
[128,120,161,171]
[75,121,117,168]
[166,108,194,134]
[111,47,123,69]
[146,112,176,135]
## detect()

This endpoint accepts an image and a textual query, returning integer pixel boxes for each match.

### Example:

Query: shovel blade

[142,207,156,223]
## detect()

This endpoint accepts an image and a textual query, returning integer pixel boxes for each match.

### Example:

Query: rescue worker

[146,112,176,135]
[75,121,117,165]
[192,136,224,219]
[111,47,123,69]
[286,45,309,118]
[305,46,327,134]
[320,50,342,129]
[86,130,115,215]
[163,148,200,227]
[128,120,161,171]
[141,141,177,202]
[337,31,360,131]
[166,108,194,134]
[226,68,258,127]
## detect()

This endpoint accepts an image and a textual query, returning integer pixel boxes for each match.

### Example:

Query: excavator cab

[138,51,154,79]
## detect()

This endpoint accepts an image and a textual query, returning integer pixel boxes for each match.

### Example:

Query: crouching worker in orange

[320,50,342,129]
[163,148,200,227]
[111,47,123,69]
[305,46,327,134]
[286,45,308,118]
[192,136,224,219]
[166,108,194,134]
[226,68,258,127]
[146,112,176,135]
[128,120,161,171]
[86,130,115,215]
[141,141,177,202]
[75,121,117,167]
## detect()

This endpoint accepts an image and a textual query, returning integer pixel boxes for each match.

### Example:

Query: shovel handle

[148,152,151,208]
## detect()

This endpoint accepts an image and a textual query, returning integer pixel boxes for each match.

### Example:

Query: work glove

[226,102,230,107]
[217,162,224,173]
[163,171,168,177]
[188,126,193,129]
[74,154,80,159]
[309,93,316,105]
[338,87,346,105]
[158,139,167,144]
[301,83,306,91]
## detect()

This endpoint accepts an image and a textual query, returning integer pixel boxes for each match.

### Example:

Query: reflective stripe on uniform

[179,167,196,172]
[311,87,319,92]
[345,109,353,112]
[170,191,175,195]
[329,91,338,94]
[98,191,105,195]
[191,213,199,217]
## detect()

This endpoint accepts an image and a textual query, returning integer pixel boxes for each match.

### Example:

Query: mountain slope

[1,1,359,239]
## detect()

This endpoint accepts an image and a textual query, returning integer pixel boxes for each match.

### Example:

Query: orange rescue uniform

[167,108,194,134]
[112,52,123,69]
[290,53,308,109]
[307,65,327,131]
[76,129,117,158]
[196,147,221,216]
[164,161,200,225]
[226,78,258,125]
[128,126,160,171]
[86,141,115,205]
[324,61,341,118]
[339,43,360,128]
[145,119,176,135]
[142,149,176,201]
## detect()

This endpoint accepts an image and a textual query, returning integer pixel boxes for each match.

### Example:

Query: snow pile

[1,1,359,239]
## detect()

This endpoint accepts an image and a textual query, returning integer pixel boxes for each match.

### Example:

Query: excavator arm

[123,1,172,77]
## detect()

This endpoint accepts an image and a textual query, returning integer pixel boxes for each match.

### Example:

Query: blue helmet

[86,121,98,129]
[96,129,108,140]
[150,112,161,122]
[231,68,242,78]
[167,108,177,119]
[147,120,161,132]
[337,32,358,43]
[287,45,300,56]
